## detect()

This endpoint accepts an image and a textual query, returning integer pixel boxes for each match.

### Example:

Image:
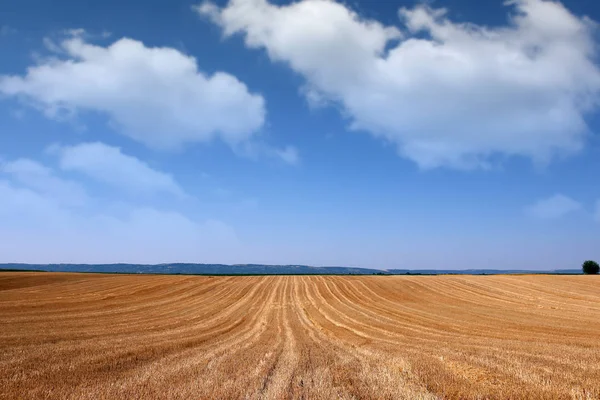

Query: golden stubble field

[0,273,599,400]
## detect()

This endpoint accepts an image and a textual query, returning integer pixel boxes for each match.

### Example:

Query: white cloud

[0,35,265,149]
[0,163,239,264]
[198,0,600,169]
[50,142,185,197]
[527,193,582,219]
[0,158,88,207]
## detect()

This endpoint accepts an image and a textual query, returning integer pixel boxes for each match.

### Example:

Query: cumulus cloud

[0,35,265,149]
[0,160,239,263]
[527,193,582,219]
[50,142,185,197]
[198,0,600,169]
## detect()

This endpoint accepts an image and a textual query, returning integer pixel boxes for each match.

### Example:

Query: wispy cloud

[0,158,88,207]
[234,142,301,166]
[0,156,239,263]
[273,145,300,166]
[0,26,16,36]
[527,194,582,220]
[0,180,238,264]
[49,142,187,197]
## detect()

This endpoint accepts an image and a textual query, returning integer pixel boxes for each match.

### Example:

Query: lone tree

[582,260,599,275]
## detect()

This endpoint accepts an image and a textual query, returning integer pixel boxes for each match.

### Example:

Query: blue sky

[1,0,599,269]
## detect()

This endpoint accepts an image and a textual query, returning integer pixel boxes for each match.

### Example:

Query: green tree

[582,260,599,275]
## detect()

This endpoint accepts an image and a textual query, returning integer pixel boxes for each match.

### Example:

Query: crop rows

[1,273,599,399]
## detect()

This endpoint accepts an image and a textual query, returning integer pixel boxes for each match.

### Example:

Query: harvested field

[1,273,599,399]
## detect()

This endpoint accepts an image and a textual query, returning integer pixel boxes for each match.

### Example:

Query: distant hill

[0,263,581,275]
[386,268,581,275]
[0,263,380,275]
